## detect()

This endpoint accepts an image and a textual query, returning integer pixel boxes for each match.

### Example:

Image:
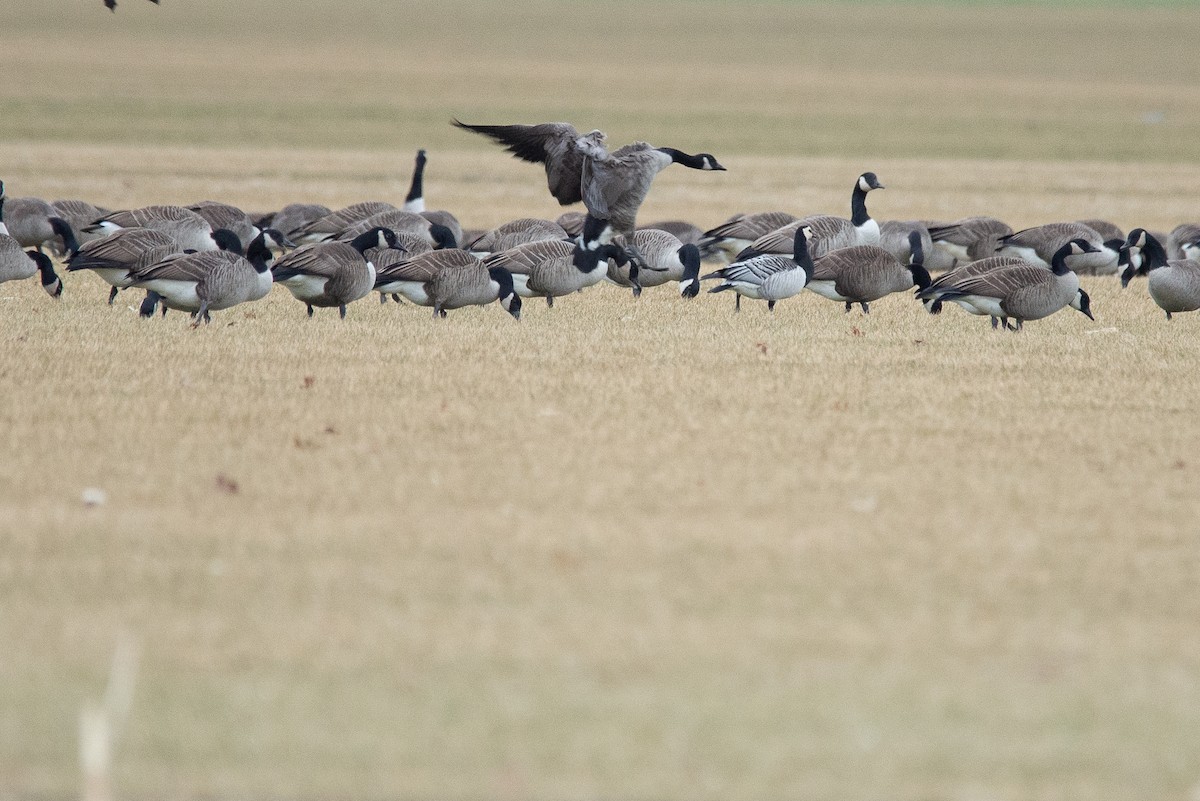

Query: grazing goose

[705,226,813,312]
[187,201,260,248]
[467,218,567,255]
[375,248,479,307]
[267,203,333,241]
[291,201,398,244]
[452,120,601,205]
[699,211,800,262]
[66,227,241,304]
[0,184,81,255]
[606,228,703,298]
[577,139,725,258]
[272,227,397,318]
[52,199,109,252]
[1,242,62,298]
[482,239,626,307]
[638,220,705,247]
[879,221,933,265]
[736,173,884,260]
[420,210,462,249]
[84,205,218,252]
[927,215,1014,266]
[369,233,436,303]
[935,239,1098,331]
[128,230,285,325]
[555,211,586,238]
[427,261,522,320]
[917,254,1029,318]
[1166,223,1200,261]
[807,230,931,314]
[1119,229,1200,319]
[996,222,1118,275]
[331,209,456,249]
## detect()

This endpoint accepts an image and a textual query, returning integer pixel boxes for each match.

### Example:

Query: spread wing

[453,120,588,205]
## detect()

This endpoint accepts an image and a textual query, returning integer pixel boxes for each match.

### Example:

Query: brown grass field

[4,2,1200,799]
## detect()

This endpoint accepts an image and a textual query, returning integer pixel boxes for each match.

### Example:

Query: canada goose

[935,239,1099,330]
[420,210,462,249]
[927,216,1014,266]
[331,210,456,249]
[403,149,427,213]
[1119,229,1200,320]
[272,227,397,318]
[482,239,626,307]
[452,120,601,205]
[467,218,567,255]
[84,205,219,252]
[917,254,1028,318]
[639,220,705,247]
[807,230,930,314]
[705,225,813,312]
[1,241,62,298]
[291,201,398,243]
[128,230,285,326]
[736,173,884,260]
[187,201,260,248]
[427,262,522,320]
[51,199,109,252]
[556,211,586,238]
[996,222,1118,275]
[1166,224,1200,261]
[577,139,725,259]
[699,211,800,262]
[879,221,933,265]
[67,227,241,304]
[0,192,62,296]
[267,203,333,240]
[369,233,436,303]
[0,185,81,255]
[375,248,479,307]
[607,228,703,298]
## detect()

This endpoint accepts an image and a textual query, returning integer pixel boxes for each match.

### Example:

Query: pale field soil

[4,1,1200,800]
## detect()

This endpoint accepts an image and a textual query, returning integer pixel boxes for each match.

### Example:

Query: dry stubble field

[3,2,1200,800]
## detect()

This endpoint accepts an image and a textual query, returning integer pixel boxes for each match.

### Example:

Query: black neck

[49,217,80,257]
[350,228,385,254]
[656,147,707,170]
[850,186,871,226]
[1140,233,1169,271]
[1050,244,1077,275]
[406,150,426,204]
[246,233,273,272]
[792,229,814,280]
[572,242,622,272]
[908,231,924,266]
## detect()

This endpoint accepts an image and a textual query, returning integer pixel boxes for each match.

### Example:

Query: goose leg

[768,300,776,313]
[339,305,347,320]
[861,302,870,314]
[735,294,741,313]
[139,291,160,318]
[108,286,119,305]
[432,305,442,320]
[546,296,554,308]
[1167,311,1173,320]
[990,316,999,330]
[392,293,402,303]
[191,302,209,328]
[306,303,314,318]
[844,301,853,313]
[379,293,387,304]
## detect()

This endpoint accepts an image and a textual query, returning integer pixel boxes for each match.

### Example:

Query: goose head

[857,172,885,192]
[1071,288,1095,321]
[488,266,522,320]
[349,226,399,254]
[27,250,63,298]
[676,243,701,299]
[1121,228,1167,273]
[698,154,726,171]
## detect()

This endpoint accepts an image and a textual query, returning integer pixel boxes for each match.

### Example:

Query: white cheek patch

[858,177,871,192]
[678,278,695,295]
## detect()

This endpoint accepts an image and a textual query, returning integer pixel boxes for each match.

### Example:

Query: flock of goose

[3,119,1200,330]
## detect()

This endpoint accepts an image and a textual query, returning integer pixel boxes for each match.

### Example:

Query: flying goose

[103,0,159,10]
[482,239,627,307]
[67,227,241,304]
[426,261,522,320]
[996,222,1118,275]
[452,120,601,205]
[272,227,398,318]
[806,230,930,314]
[927,216,1014,266]
[84,205,219,252]
[330,209,456,249]
[1119,229,1200,320]
[0,184,81,255]
[606,228,703,298]
[705,226,813,312]
[934,239,1099,330]
[577,139,725,258]
[698,211,800,262]
[467,218,568,255]
[187,201,261,248]
[735,173,884,260]
[375,248,480,307]
[128,230,286,326]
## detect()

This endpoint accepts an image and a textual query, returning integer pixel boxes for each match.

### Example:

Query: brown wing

[483,239,575,275]
[452,120,588,205]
